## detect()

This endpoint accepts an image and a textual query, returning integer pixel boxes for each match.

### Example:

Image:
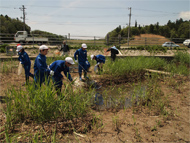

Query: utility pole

[127,7,131,47]
[19,5,26,31]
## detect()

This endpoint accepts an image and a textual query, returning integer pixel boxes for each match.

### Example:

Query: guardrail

[0,33,186,47]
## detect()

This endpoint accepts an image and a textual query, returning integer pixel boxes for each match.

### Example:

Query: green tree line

[0,14,64,43]
[106,18,190,41]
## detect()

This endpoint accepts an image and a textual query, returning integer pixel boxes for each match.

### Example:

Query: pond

[86,79,147,110]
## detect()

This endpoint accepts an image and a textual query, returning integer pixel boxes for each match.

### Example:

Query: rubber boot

[98,67,101,75]
[30,73,34,79]
[26,76,29,85]
[79,73,82,81]
[23,76,29,86]
[84,72,89,79]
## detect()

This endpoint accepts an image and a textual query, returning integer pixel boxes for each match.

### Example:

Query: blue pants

[52,76,62,87]
[25,65,33,77]
[52,76,62,95]
[86,61,90,71]
[78,62,88,77]
[34,74,49,87]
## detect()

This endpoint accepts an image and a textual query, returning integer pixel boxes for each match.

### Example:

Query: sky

[0,0,190,39]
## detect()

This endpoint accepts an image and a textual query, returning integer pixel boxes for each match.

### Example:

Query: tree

[163,26,170,38]
[115,25,121,33]
[120,28,128,37]
[170,29,178,38]
[178,22,190,38]
[135,20,137,27]
[138,24,141,30]
[131,27,140,36]
[148,24,154,33]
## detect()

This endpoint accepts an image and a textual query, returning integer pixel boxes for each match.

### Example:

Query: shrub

[0,44,9,53]
[173,51,190,65]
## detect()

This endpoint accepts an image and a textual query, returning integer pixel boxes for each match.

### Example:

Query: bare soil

[1,34,189,142]
[0,57,190,142]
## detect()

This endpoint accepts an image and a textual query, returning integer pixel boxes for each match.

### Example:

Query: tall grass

[0,60,18,74]
[3,79,94,125]
[166,51,190,76]
[173,51,190,65]
[104,56,167,77]
[104,54,189,77]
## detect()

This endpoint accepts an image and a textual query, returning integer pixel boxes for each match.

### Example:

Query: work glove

[20,62,24,67]
[75,60,78,63]
[94,65,98,72]
[50,70,54,76]
[95,62,100,67]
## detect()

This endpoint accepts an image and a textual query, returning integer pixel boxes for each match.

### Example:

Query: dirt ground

[0,53,190,142]
[1,33,189,142]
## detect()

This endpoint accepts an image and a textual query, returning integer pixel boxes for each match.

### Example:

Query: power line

[133,8,179,14]
[0,5,181,14]
[27,12,128,18]
[3,5,127,9]
[26,20,126,25]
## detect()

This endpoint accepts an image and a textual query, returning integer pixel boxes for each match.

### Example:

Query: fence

[6,46,17,55]
[0,33,186,48]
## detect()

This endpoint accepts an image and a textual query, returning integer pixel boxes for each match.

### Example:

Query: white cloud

[179,11,190,20]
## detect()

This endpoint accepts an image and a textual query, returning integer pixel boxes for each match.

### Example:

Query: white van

[183,39,190,46]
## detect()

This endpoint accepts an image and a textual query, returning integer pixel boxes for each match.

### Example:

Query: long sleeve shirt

[61,44,69,52]
[34,53,50,77]
[74,48,87,63]
[18,51,31,67]
[106,46,119,55]
[49,60,72,81]
[95,54,106,64]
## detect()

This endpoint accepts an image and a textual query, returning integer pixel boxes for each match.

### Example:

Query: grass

[103,56,168,77]
[173,51,190,65]
[0,51,189,142]
[0,60,18,74]
[4,80,94,123]
[103,51,190,77]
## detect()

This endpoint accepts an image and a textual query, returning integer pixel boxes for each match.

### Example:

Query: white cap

[39,45,48,50]
[90,55,95,60]
[65,57,75,65]
[82,43,87,48]
[16,45,23,52]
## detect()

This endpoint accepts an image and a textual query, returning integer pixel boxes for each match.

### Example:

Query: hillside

[133,34,169,45]
[121,34,170,47]
[108,19,190,44]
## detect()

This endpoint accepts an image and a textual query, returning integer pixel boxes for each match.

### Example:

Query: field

[0,47,190,142]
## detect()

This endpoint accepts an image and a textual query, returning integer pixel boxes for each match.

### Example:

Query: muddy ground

[0,51,190,142]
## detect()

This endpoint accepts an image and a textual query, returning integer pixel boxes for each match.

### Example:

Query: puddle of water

[92,85,147,110]
[86,80,102,89]
[85,79,147,110]
[94,93,104,105]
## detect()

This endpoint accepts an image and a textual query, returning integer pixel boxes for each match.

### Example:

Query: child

[74,43,89,81]
[90,54,105,73]
[48,57,75,95]
[34,45,54,87]
[16,44,34,85]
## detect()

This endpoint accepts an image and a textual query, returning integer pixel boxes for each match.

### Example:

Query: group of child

[16,43,107,95]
